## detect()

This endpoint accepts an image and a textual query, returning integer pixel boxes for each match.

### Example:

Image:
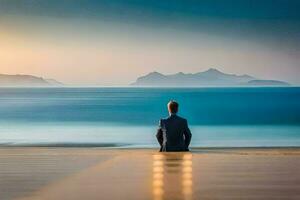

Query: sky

[0,0,300,85]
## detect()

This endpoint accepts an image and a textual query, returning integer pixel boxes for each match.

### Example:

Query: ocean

[0,87,300,148]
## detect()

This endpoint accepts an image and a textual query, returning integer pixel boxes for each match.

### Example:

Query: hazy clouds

[0,0,299,85]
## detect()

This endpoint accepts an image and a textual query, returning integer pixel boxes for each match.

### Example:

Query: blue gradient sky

[0,0,299,85]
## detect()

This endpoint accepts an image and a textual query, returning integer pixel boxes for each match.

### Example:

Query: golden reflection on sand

[153,153,193,200]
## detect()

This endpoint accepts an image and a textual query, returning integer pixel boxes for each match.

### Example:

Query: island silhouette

[0,68,290,87]
[0,74,63,87]
[131,68,290,87]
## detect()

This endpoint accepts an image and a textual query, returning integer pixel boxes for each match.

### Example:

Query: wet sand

[1,148,300,200]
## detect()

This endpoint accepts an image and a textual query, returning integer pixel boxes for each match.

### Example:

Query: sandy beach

[1,148,300,200]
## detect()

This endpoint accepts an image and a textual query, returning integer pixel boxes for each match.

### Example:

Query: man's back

[156,114,192,152]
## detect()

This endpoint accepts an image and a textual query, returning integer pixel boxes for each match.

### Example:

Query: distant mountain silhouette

[131,68,290,86]
[247,79,290,86]
[0,74,63,87]
[45,79,64,86]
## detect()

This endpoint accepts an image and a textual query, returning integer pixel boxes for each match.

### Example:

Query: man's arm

[156,119,163,146]
[183,119,192,150]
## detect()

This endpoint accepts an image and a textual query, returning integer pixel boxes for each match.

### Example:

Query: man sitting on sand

[156,100,192,152]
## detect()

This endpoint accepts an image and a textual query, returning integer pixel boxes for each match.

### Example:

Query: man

[156,100,192,152]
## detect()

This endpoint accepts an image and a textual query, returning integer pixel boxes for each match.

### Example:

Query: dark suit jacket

[156,114,192,152]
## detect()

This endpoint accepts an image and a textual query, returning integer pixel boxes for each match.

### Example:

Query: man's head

[167,100,179,115]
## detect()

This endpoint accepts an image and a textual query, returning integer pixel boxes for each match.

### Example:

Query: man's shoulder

[159,117,169,122]
[158,117,168,126]
[175,115,188,122]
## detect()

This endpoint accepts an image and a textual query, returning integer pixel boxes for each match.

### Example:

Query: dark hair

[168,100,179,114]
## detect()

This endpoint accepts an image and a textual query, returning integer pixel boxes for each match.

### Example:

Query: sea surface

[0,87,300,147]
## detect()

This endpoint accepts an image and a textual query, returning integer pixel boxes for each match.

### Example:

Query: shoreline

[1,144,300,149]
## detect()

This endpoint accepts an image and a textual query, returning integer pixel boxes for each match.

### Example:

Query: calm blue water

[0,87,300,147]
